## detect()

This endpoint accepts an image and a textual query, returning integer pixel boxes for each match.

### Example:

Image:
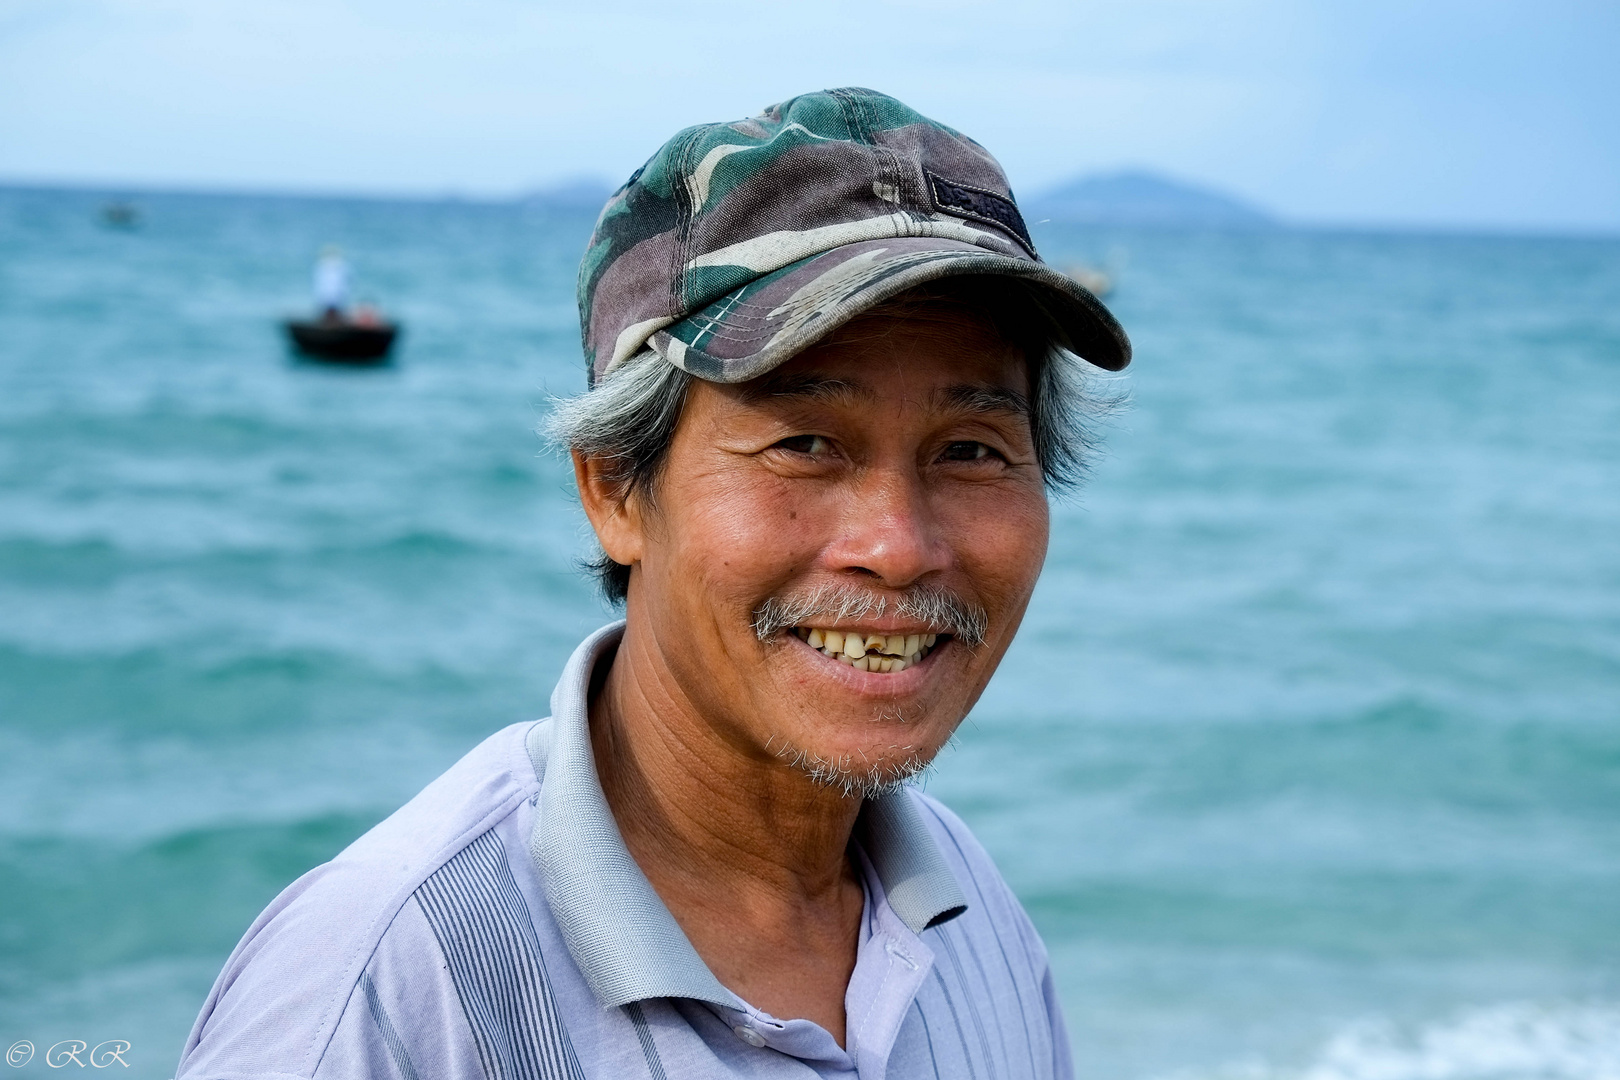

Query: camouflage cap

[578,87,1130,387]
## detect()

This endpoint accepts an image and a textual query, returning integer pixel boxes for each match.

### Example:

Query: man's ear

[573,451,645,570]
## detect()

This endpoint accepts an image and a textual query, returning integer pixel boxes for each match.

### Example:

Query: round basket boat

[284,320,400,363]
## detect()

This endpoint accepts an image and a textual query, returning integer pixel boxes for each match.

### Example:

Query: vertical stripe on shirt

[928,965,982,1080]
[937,924,1001,1080]
[625,1002,670,1080]
[913,997,945,1080]
[415,829,584,1080]
[360,972,421,1080]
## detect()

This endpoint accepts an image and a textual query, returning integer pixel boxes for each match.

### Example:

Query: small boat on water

[287,248,400,363]
[100,201,141,229]
[284,315,400,363]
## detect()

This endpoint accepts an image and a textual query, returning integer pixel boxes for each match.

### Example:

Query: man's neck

[588,621,866,1043]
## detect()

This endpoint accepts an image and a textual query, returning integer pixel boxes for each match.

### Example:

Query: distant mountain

[521,170,1273,228]
[523,177,615,211]
[1028,170,1275,229]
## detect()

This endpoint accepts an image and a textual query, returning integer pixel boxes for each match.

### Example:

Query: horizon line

[3,175,1616,244]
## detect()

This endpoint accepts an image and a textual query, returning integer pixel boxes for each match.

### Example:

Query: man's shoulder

[177,720,546,1080]
[320,718,545,885]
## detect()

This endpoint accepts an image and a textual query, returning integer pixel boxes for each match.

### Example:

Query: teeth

[796,626,944,673]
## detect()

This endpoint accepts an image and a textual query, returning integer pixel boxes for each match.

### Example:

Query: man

[313,244,350,322]
[178,87,1129,1080]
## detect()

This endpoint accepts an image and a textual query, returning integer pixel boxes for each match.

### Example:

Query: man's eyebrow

[934,383,1031,418]
[739,372,872,405]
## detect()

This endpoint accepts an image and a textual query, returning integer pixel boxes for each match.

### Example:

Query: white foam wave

[1161,1003,1620,1080]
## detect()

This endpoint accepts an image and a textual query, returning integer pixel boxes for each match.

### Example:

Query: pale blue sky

[2,0,1615,231]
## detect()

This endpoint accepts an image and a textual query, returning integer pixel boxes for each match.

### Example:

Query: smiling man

[177,88,1129,1080]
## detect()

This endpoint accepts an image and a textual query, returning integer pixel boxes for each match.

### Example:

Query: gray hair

[752,581,988,647]
[546,276,1123,605]
[768,738,932,800]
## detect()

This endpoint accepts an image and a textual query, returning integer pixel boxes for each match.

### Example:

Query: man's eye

[940,441,993,462]
[776,434,832,455]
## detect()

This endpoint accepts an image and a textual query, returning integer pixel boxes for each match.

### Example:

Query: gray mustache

[753,582,988,647]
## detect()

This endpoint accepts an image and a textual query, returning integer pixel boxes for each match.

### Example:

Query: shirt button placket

[733,1025,767,1048]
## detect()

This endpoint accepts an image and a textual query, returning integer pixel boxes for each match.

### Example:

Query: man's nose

[825,467,952,587]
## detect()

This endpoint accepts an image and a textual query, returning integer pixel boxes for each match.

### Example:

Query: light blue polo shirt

[177,623,1073,1080]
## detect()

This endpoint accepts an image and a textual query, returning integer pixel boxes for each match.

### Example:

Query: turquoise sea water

[1,185,1617,1079]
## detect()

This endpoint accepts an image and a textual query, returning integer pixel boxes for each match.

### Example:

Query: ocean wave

[1162,1002,1620,1080]
[0,811,385,989]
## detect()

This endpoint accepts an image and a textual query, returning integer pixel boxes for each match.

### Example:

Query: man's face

[602,306,1050,790]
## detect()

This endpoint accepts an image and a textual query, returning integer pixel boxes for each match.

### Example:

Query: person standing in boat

[313,244,350,323]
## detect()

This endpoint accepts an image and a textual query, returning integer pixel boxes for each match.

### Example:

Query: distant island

[1026,170,1275,229]
[523,178,616,211]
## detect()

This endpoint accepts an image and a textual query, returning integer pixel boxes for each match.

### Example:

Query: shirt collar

[528,621,968,1010]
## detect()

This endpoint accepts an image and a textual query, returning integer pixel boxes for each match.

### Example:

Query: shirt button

[733,1025,767,1047]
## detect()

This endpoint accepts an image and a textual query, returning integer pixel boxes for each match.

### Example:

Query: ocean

[1,184,1616,1079]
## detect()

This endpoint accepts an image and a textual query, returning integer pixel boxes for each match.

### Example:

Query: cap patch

[926,171,1034,255]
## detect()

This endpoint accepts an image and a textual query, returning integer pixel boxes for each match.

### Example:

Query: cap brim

[648,237,1131,383]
